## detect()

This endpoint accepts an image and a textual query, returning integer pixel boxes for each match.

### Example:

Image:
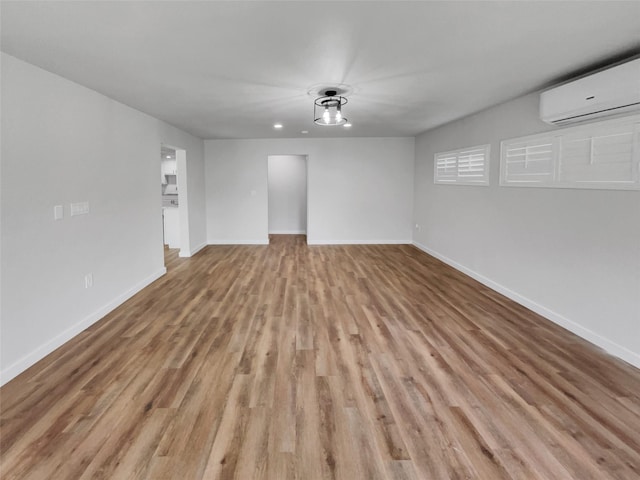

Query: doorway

[267,155,308,238]
[160,144,190,264]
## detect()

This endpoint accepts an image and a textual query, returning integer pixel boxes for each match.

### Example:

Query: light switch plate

[54,205,64,220]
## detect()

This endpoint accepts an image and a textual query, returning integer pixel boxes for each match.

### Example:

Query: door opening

[160,145,190,266]
[267,155,308,241]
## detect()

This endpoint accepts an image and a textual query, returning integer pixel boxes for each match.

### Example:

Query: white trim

[0,268,167,386]
[180,241,207,257]
[268,230,307,235]
[412,241,640,369]
[207,239,269,245]
[307,239,411,245]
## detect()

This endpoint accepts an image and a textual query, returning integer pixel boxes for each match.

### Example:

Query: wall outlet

[415,223,421,231]
[84,273,93,289]
[54,205,64,220]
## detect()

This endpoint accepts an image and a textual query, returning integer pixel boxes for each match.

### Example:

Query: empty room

[1,1,639,479]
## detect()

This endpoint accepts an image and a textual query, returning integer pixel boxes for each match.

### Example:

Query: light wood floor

[1,235,640,479]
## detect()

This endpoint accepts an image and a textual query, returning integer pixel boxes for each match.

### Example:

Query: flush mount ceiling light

[314,89,348,126]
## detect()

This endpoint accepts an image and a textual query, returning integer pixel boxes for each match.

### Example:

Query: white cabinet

[163,208,180,249]
[161,159,177,176]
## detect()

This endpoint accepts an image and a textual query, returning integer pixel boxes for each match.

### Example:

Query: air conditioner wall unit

[540,58,640,126]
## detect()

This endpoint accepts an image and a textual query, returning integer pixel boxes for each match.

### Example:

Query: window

[434,144,490,185]
[500,114,640,190]
[501,136,556,184]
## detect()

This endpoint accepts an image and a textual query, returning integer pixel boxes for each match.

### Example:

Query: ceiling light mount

[314,89,348,126]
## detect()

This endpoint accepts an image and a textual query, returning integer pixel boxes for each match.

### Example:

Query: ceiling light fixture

[314,90,348,126]
[274,123,283,129]
[344,123,352,128]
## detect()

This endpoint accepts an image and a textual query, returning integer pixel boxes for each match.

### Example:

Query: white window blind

[434,144,490,185]
[501,114,640,190]
[560,123,637,185]
[503,136,555,184]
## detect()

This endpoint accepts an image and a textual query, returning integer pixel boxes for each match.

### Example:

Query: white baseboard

[180,241,207,257]
[208,239,269,245]
[0,267,167,386]
[307,239,411,245]
[190,241,207,255]
[412,241,640,369]
[269,230,307,235]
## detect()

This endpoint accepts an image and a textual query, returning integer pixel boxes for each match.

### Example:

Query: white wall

[0,54,206,384]
[268,155,307,234]
[205,137,414,244]
[413,92,640,368]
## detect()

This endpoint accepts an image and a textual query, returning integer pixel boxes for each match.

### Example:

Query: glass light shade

[314,94,348,126]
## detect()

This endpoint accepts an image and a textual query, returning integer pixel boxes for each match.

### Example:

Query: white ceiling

[1,1,639,139]
[161,146,176,160]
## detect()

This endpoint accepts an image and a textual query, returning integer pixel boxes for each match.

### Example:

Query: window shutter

[457,147,488,181]
[559,122,638,186]
[435,152,458,182]
[501,114,639,190]
[502,137,556,185]
[434,144,490,185]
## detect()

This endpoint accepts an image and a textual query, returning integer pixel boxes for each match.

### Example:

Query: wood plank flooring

[1,235,640,479]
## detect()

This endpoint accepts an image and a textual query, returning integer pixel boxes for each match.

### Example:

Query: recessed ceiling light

[274,123,283,129]
[166,155,171,158]
[344,123,352,128]
[301,130,308,134]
